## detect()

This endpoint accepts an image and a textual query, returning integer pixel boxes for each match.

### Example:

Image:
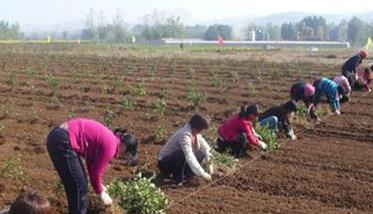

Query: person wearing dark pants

[158,114,213,185]
[47,118,139,214]
[259,101,298,140]
[341,50,368,86]
[217,104,267,158]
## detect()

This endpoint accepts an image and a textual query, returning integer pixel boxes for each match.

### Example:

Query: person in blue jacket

[312,77,342,115]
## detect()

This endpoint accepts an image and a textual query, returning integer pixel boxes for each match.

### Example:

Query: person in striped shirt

[313,77,341,115]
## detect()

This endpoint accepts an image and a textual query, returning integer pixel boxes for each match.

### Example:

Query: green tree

[205,24,233,41]
[347,17,367,46]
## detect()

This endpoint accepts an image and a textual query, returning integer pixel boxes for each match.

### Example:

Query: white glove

[288,129,297,141]
[259,141,267,150]
[208,164,214,175]
[99,191,113,206]
[202,173,212,182]
[335,110,341,115]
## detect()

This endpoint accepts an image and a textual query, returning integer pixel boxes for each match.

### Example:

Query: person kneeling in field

[290,80,319,120]
[259,101,298,140]
[217,104,267,158]
[158,114,213,186]
[46,118,139,214]
[341,49,368,85]
[0,191,52,214]
[354,67,373,92]
[312,77,342,115]
[333,75,351,103]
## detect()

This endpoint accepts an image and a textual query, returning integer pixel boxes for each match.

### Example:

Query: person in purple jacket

[46,118,139,214]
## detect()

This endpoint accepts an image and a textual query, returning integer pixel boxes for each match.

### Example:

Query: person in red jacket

[217,104,267,158]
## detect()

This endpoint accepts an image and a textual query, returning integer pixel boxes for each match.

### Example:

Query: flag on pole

[47,35,52,44]
[366,37,372,49]
[217,36,224,46]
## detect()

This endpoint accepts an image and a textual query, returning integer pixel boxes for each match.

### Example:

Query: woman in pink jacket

[217,104,267,158]
[46,118,139,214]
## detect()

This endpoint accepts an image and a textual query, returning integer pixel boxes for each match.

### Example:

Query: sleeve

[199,136,211,161]
[180,135,207,177]
[282,114,291,134]
[87,147,114,194]
[242,121,260,147]
[330,94,340,111]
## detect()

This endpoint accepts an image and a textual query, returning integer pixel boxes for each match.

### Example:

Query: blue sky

[1,0,373,25]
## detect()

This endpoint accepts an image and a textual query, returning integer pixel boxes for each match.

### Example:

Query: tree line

[0,10,372,46]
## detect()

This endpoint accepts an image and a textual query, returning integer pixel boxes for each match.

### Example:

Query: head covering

[303,84,315,98]
[359,49,368,59]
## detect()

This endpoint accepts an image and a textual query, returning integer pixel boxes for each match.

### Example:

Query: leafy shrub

[108,173,169,214]
[131,83,147,96]
[256,124,279,151]
[210,150,238,169]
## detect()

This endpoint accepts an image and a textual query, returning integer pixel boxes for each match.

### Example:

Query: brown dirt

[0,46,371,213]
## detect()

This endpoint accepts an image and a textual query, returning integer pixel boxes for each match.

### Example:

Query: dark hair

[283,101,297,113]
[370,65,373,71]
[9,192,52,214]
[189,114,209,131]
[239,104,259,119]
[114,127,139,158]
[364,68,370,73]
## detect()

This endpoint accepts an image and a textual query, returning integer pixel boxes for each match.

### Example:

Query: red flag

[217,35,224,46]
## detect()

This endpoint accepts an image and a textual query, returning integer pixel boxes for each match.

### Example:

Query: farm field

[0,44,371,213]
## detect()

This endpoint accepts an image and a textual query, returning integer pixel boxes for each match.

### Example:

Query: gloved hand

[259,141,267,150]
[99,191,113,206]
[335,109,341,115]
[288,129,297,141]
[202,172,212,182]
[208,164,214,175]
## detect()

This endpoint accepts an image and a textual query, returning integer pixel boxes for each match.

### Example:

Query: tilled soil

[0,47,371,213]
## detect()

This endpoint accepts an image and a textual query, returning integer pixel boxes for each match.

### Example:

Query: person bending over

[312,77,341,115]
[158,114,213,186]
[341,49,368,86]
[333,75,351,103]
[217,104,267,158]
[290,80,318,120]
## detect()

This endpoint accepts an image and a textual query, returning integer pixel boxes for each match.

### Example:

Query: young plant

[210,150,238,169]
[102,109,116,127]
[130,83,147,97]
[255,124,279,151]
[7,70,18,88]
[108,173,169,214]
[155,125,166,144]
[46,74,60,94]
[248,82,257,98]
[153,98,167,116]
[121,97,135,110]
[186,84,206,108]
[0,155,26,188]
[296,104,308,118]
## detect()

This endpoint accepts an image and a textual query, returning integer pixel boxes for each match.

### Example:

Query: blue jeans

[158,150,206,184]
[47,127,88,214]
[259,116,279,130]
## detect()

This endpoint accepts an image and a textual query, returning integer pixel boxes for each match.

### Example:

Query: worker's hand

[288,129,297,141]
[207,164,214,175]
[335,110,341,115]
[259,141,267,150]
[202,172,212,182]
[99,191,113,206]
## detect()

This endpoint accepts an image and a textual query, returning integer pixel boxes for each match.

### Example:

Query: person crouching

[217,104,267,158]
[259,101,298,140]
[158,114,213,186]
